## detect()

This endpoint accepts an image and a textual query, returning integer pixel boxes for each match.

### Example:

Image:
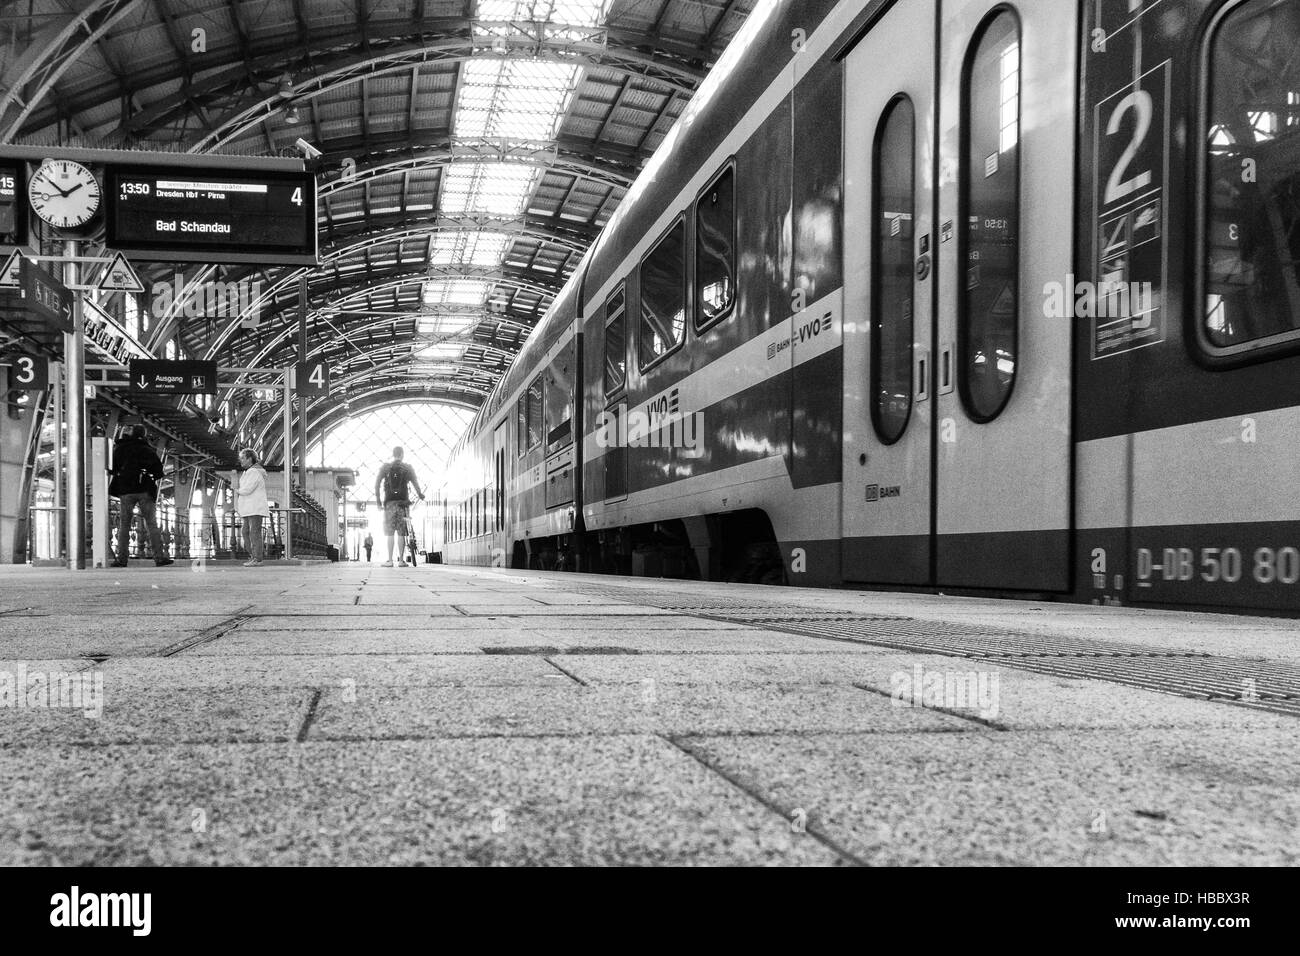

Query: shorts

[383,500,410,535]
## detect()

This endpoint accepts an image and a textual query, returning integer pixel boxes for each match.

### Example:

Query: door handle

[915,347,930,402]
[938,342,954,395]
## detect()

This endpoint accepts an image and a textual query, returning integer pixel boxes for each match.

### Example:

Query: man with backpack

[108,424,174,568]
[374,446,425,567]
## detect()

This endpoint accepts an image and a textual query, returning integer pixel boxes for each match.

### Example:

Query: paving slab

[453,604,685,616]
[0,615,238,658]
[96,654,563,689]
[306,682,974,739]
[519,628,877,654]
[0,737,843,866]
[0,686,311,746]
[183,629,494,656]
[676,727,1300,866]
[239,615,492,631]
[556,653,1294,730]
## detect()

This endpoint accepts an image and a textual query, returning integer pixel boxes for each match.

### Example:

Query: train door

[492,420,508,566]
[841,0,937,584]
[930,0,1075,589]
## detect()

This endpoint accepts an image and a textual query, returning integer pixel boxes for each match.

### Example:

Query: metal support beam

[297,274,308,488]
[281,366,293,559]
[63,241,85,570]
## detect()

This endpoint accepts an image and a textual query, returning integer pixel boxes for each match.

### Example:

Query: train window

[959,9,1020,423]
[872,95,916,445]
[696,166,736,329]
[545,340,575,451]
[526,374,543,451]
[1200,0,1300,356]
[604,287,626,397]
[639,218,686,369]
[515,394,526,458]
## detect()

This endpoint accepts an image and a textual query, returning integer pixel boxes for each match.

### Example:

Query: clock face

[28,160,101,230]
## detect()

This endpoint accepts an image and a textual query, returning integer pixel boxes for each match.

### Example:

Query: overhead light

[278,73,294,98]
[285,104,300,125]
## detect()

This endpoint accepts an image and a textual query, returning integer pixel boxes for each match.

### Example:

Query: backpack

[383,462,409,502]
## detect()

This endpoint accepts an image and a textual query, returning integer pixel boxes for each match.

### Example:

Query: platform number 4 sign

[8,352,48,392]
[296,361,330,397]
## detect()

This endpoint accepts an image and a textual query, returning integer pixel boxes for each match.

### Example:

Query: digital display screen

[104,164,318,265]
[0,160,28,247]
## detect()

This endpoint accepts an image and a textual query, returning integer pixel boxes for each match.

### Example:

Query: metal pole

[297,274,308,489]
[63,240,85,570]
[52,362,63,559]
[282,370,293,560]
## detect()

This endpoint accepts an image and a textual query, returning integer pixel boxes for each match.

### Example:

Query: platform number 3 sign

[295,361,330,397]
[8,352,48,392]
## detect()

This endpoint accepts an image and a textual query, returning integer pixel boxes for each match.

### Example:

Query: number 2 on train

[1103,89,1153,204]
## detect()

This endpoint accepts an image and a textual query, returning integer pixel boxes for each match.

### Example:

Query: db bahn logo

[866,484,900,502]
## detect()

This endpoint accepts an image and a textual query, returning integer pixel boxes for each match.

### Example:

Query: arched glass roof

[1,0,756,463]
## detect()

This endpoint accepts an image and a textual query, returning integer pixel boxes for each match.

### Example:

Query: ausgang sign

[128,358,217,395]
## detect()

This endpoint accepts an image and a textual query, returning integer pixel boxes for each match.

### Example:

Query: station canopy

[0,0,755,471]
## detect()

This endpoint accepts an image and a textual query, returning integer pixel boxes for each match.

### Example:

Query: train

[432,0,1300,614]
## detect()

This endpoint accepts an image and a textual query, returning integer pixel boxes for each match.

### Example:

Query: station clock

[28,159,102,230]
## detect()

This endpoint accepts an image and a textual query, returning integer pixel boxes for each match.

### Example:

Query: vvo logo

[795,310,833,344]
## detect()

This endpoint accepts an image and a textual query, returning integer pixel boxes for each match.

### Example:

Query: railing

[288,485,327,558]
[224,484,328,560]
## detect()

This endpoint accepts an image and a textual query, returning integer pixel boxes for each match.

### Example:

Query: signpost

[20,258,73,331]
[103,164,318,265]
[128,359,218,395]
[95,251,144,293]
[6,350,49,392]
[295,359,330,397]
[0,160,26,248]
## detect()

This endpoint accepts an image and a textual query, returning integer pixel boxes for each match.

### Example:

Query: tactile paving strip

[561,582,1300,716]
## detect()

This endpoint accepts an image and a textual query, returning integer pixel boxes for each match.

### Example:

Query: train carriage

[435,0,1300,615]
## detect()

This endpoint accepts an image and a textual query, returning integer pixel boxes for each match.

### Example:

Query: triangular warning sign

[96,251,144,294]
[0,250,22,288]
[990,282,1015,316]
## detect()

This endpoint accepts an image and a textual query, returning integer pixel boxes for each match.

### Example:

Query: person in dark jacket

[109,424,174,568]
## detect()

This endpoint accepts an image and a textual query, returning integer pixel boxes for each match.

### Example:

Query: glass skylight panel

[476,0,610,29]
[427,231,512,267]
[453,59,580,141]
[416,342,467,361]
[422,278,491,307]
[440,163,540,216]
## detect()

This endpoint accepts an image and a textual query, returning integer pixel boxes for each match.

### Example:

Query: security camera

[295,138,322,160]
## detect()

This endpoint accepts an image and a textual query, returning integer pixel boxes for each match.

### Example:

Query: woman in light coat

[234,448,270,567]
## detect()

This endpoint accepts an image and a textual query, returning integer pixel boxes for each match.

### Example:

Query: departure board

[0,160,27,247]
[104,165,318,265]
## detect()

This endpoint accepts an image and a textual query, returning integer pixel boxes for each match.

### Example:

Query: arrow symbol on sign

[137,376,148,388]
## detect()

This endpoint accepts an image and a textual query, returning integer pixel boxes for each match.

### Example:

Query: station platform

[1,563,1297,866]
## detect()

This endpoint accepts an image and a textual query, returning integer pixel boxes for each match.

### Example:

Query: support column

[63,241,85,570]
[90,436,109,567]
[296,275,307,489]
[282,368,293,559]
